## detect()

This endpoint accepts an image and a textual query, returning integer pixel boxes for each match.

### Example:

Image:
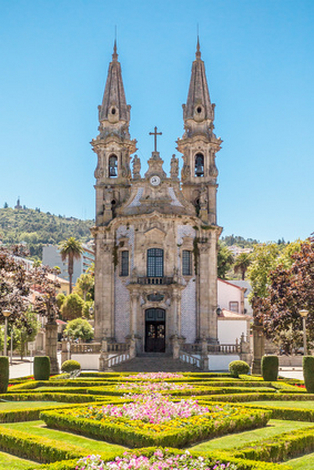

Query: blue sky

[0,0,313,242]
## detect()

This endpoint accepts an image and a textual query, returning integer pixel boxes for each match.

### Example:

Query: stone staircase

[110,353,200,372]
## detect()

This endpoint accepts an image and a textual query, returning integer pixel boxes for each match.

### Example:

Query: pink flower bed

[75,450,237,470]
[129,372,184,380]
[117,382,193,392]
[83,394,213,424]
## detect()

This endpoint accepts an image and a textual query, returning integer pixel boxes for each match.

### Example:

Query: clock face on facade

[150,175,161,186]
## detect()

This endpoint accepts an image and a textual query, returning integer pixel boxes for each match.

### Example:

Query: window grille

[147,248,164,277]
[182,250,192,276]
[120,251,129,276]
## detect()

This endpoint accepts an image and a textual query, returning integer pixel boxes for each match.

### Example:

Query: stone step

[110,355,200,372]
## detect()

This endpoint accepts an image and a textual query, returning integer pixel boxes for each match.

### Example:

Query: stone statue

[200,188,208,208]
[132,155,141,179]
[170,154,179,179]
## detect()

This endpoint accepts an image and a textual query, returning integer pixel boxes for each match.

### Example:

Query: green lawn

[246,400,314,409]
[0,451,35,470]
[190,419,314,452]
[1,420,127,453]
[285,452,314,469]
[0,401,61,410]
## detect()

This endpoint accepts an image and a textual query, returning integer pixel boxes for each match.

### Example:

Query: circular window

[197,106,202,114]
[111,108,116,115]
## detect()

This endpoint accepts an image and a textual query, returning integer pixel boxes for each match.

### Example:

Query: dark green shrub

[229,360,250,378]
[261,355,278,381]
[0,357,9,393]
[61,360,81,373]
[34,356,50,380]
[303,356,314,393]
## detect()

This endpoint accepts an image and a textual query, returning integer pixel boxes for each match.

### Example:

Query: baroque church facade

[91,40,222,357]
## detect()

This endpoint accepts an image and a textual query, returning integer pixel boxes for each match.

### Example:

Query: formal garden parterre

[1,370,314,469]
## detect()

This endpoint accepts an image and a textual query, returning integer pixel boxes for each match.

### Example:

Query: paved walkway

[9,353,62,379]
[8,356,304,380]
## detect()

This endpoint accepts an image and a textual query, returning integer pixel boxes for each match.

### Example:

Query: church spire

[183,38,214,126]
[98,41,130,125]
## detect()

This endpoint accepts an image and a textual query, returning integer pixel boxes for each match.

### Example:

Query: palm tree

[234,252,252,280]
[59,237,83,293]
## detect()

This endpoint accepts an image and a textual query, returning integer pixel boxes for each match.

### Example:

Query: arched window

[108,155,118,178]
[195,153,204,177]
[147,248,164,277]
[182,250,192,276]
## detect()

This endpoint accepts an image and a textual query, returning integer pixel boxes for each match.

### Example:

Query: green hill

[0,207,93,260]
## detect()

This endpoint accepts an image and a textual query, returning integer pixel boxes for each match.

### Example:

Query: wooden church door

[145,308,166,353]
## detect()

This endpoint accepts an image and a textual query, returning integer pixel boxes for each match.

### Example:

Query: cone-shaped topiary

[261,355,279,381]
[61,359,81,373]
[34,356,50,380]
[303,356,314,393]
[0,357,9,393]
[229,360,250,378]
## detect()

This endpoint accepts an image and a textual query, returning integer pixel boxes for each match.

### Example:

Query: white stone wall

[218,319,248,344]
[208,354,240,371]
[114,225,134,342]
[181,278,196,342]
[178,225,196,343]
[114,273,130,342]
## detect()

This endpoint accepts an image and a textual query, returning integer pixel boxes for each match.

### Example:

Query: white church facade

[91,40,224,361]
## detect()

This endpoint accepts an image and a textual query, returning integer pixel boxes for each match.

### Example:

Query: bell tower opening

[195,153,204,177]
[109,155,118,178]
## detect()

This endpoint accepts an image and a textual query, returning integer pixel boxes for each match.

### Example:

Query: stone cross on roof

[149,126,162,152]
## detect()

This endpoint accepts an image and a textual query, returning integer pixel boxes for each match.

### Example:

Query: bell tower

[91,41,137,225]
[177,38,222,224]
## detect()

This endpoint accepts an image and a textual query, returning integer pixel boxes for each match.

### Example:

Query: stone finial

[170,154,179,179]
[112,39,118,61]
[196,35,201,60]
[132,155,141,180]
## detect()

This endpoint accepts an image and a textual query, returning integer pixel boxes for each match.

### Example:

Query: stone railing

[137,276,174,285]
[70,343,102,354]
[183,339,248,356]
[107,343,129,353]
[207,344,241,354]
[107,352,131,368]
[179,351,202,369]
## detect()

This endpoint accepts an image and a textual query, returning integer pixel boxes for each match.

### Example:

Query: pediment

[144,227,166,240]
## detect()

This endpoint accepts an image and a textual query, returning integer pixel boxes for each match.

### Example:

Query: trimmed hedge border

[40,405,271,448]
[0,425,86,463]
[29,446,292,470]
[232,426,314,462]
[0,392,118,403]
[198,392,314,403]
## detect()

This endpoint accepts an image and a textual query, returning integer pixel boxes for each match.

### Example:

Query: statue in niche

[132,155,141,179]
[170,154,179,179]
[200,188,208,209]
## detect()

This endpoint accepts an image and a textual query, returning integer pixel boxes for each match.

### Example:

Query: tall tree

[61,293,84,321]
[217,242,234,279]
[59,237,83,293]
[74,272,94,301]
[234,252,252,280]
[252,237,314,353]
